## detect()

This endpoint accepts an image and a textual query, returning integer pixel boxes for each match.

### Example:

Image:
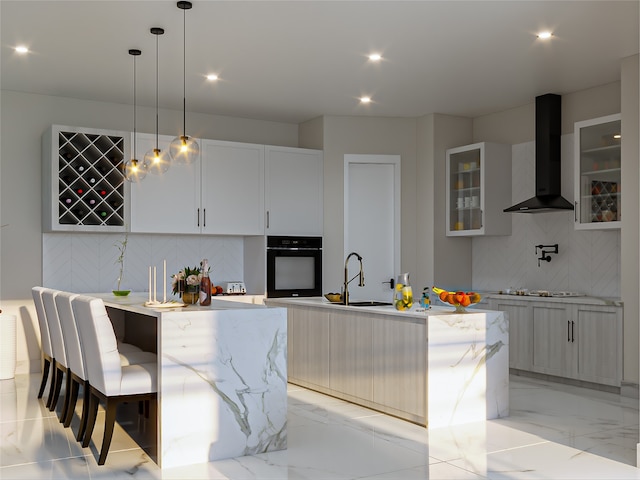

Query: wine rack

[43,125,130,232]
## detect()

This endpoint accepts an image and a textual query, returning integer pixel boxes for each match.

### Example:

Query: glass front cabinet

[445,142,512,236]
[574,114,621,230]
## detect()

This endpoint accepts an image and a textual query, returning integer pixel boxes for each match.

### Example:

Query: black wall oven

[267,236,322,298]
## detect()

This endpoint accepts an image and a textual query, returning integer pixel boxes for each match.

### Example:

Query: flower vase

[182,286,200,305]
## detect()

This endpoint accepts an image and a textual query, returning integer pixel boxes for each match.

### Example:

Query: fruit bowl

[324,293,343,303]
[432,287,481,312]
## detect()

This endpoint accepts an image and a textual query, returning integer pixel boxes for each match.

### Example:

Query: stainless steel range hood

[504,94,574,213]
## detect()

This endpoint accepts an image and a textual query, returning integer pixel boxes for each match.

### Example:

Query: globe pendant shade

[169,135,199,165]
[124,158,147,183]
[144,148,171,175]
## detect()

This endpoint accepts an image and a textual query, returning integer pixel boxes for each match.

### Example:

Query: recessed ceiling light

[368,53,382,62]
[206,74,218,81]
[613,134,621,139]
[360,96,372,104]
[537,31,553,39]
[15,45,29,54]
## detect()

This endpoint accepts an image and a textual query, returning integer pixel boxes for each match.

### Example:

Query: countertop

[91,292,268,318]
[264,296,493,319]
[485,293,623,307]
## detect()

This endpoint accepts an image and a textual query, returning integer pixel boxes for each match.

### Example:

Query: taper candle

[163,260,167,303]
[148,266,152,303]
[153,266,157,302]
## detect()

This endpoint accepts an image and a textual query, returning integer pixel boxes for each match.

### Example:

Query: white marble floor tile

[1,374,638,480]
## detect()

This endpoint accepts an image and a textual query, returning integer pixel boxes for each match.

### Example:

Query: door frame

[344,154,401,283]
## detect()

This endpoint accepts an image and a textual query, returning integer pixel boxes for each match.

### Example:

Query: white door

[344,154,400,303]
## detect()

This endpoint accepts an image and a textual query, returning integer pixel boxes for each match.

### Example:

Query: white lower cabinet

[490,297,622,387]
[575,304,622,385]
[287,307,426,424]
[287,307,329,390]
[531,303,576,378]
[372,316,426,419]
[329,311,373,402]
[488,298,532,371]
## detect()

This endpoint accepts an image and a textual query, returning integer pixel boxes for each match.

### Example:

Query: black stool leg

[37,357,51,399]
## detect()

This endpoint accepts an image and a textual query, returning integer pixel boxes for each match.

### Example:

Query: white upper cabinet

[42,125,130,233]
[201,140,265,235]
[265,146,323,236]
[445,142,511,236]
[130,133,201,234]
[574,114,621,230]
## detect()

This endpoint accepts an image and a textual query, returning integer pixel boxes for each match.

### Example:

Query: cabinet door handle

[203,208,206,227]
[266,211,270,229]
[574,201,578,222]
[567,320,570,342]
[571,320,575,343]
[197,208,200,227]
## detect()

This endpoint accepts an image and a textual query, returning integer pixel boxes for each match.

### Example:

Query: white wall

[0,90,298,373]
[472,79,638,387]
[42,233,244,295]
[472,137,621,298]
[319,115,417,295]
[620,54,639,388]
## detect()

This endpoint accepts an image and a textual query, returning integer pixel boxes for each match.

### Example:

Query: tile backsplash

[42,233,245,296]
[472,137,621,298]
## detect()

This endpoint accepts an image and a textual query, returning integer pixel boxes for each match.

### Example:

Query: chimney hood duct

[504,93,574,213]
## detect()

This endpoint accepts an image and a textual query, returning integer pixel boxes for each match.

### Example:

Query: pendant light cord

[182,5,186,138]
[133,53,137,160]
[155,32,159,150]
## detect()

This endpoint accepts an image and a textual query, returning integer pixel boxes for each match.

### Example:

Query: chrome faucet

[343,252,365,305]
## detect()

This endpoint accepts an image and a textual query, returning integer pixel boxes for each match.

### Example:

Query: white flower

[186,274,200,286]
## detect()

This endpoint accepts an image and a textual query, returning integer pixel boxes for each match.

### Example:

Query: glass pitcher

[394,273,413,311]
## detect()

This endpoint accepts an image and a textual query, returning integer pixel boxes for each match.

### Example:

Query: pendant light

[169,1,199,165]
[144,27,171,175]
[124,49,148,183]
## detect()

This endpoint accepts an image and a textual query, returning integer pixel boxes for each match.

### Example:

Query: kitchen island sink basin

[347,301,393,307]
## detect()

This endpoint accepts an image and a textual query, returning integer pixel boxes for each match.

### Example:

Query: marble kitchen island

[266,297,508,428]
[95,293,287,469]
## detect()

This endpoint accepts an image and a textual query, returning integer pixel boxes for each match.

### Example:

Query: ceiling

[1,1,638,125]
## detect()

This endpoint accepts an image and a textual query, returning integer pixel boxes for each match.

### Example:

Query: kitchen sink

[347,301,393,307]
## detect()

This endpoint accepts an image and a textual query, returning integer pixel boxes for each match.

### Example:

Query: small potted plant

[113,232,130,296]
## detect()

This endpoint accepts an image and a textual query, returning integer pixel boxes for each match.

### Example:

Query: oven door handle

[267,247,322,251]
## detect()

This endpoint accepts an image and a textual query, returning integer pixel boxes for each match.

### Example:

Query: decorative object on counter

[324,293,342,303]
[169,1,200,165]
[171,265,201,304]
[145,260,185,307]
[535,243,558,267]
[432,286,481,312]
[144,27,171,176]
[123,49,148,183]
[420,287,431,309]
[112,231,130,296]
[199,259,212,306]
[394,273,413,311]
